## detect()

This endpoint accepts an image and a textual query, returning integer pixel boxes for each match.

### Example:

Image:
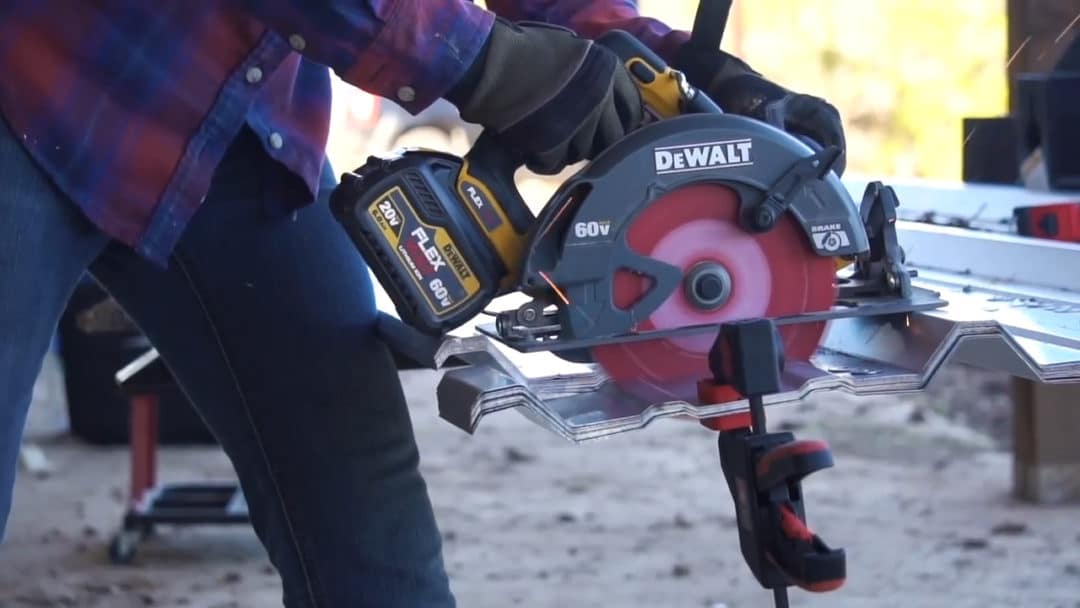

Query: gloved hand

[446,19,644,175]
[673,44,847,176]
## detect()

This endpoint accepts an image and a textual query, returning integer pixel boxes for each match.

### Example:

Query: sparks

[1006,36,1031,69]
[1054,12,1080,44]
[538,195,577,240]
[962,128,978,148]
[538,270,570,305]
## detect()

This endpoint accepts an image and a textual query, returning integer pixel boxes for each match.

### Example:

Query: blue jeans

[0,121,455,607]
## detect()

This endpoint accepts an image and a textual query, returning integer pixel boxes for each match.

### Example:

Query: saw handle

[450,25,728,286]
[597,29,722,119]
[453,28,725,262]
[452,131,536,292]
[459,131,534,236]
[690,0,733,52]
[686,0,831,158]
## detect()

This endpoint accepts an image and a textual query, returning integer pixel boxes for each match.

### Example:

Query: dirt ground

[2,353,1080,608]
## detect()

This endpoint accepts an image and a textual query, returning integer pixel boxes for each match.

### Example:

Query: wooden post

[1011,378,1080,504]
[1005,0,1080,504]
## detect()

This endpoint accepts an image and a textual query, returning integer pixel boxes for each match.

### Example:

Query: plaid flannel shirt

[0,1,688,265]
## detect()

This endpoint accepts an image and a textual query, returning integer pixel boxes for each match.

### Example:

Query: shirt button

[246,66,263,84]
[289,34,307,52]
[268,132,284,149]
[397,86,416,103]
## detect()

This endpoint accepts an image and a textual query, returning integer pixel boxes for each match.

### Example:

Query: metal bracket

[844,181,912,299]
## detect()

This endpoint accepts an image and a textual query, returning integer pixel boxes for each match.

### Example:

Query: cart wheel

[109,530,140,565]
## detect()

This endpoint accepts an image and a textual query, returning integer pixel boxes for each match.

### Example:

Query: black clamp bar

[704,319,846,607]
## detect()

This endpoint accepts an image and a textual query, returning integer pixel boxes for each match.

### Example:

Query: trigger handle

[458,131,534,289]
[596,30,722,119]
[460,131,533,235]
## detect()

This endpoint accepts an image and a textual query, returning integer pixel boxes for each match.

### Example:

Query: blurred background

[327,0,1010,183]
[7,2,1080,606]
[641,0,1008,180]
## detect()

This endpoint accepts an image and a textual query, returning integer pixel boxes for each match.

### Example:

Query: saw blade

[589,183,837,397]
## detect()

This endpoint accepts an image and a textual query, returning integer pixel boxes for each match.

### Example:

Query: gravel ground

[2,355,1079,608]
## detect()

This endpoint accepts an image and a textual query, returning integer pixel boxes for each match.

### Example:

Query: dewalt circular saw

[329,2,943,397]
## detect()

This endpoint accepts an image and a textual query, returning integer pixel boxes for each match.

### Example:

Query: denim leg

[0,119,109,538]
[88,129,454,608]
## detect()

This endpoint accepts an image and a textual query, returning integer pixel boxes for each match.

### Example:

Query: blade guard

[518,113,870,341]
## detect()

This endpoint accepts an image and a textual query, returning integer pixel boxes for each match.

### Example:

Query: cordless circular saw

[329,4,945,401]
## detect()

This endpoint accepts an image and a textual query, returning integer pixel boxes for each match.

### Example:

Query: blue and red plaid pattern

[0,0,687,265]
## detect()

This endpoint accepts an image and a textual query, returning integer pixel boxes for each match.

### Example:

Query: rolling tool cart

[108,349,249,564]
[106,311,452,564]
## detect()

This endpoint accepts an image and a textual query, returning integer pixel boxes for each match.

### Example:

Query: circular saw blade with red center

[589,183,837,398]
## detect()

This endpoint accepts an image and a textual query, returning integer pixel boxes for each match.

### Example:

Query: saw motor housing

[329,28,877,356]
[512,113,868,344]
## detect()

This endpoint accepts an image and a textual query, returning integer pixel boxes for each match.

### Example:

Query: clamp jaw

[718,430,845,594]
[698,319,846,606]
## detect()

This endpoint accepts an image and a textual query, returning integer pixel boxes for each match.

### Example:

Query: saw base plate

[478,286,946,354]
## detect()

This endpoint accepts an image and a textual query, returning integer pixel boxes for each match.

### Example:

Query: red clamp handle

[767,504,846,593]
[756,439,833,489]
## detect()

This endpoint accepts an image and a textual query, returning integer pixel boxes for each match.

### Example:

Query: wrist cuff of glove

[446,28,492,107]
[449,19,592,131]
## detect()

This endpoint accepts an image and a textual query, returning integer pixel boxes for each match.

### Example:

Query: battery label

[369,186,480,317]
[459,177,504,233]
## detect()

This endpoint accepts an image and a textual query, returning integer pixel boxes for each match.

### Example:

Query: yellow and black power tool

[329,30,721,335]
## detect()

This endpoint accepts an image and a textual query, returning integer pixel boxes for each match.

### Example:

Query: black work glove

[674,44,847,176]
[446,19,644,175]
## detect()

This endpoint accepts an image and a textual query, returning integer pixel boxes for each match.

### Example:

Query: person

[0,1,845,606]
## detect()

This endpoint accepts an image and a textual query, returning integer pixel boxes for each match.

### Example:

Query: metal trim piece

[898,221,1080,293]
[435,223,1080,443]
[842,176,1080,223]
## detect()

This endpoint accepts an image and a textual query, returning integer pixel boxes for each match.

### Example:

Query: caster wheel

[109,529,140,565]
